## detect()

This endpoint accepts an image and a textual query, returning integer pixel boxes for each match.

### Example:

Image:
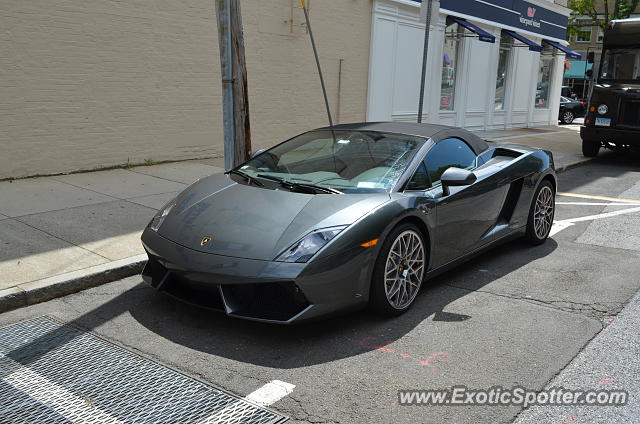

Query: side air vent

[492,148,523,159]
[497,178,524,223]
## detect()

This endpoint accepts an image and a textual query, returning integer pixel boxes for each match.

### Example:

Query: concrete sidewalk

[0,125,589,311]
[0,158,224,310]
[478,124,586,172]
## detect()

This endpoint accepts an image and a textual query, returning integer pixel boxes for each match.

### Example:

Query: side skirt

[424,228,525,281]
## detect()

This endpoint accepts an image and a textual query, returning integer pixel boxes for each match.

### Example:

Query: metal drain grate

[0,316,287,424]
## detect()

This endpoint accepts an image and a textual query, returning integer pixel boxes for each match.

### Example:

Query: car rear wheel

[370,224,426,315]
[525,180,555,245]
[560,110,574,124]
[582,138,600,157]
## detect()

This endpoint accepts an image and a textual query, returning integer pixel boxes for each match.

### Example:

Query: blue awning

[542,40,582,60]
[501,30,541,52]
[447,16,495,43]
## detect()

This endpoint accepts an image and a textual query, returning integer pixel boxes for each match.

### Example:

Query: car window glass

[424,138,476,186]
[406,162,430,191]
[240,130,425,194]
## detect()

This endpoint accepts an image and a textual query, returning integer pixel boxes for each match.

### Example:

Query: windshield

[600,48,640,82]
[237,130,426,194]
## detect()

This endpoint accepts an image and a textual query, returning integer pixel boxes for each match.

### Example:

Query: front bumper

[581,125,640,147]
[140,228,373,324]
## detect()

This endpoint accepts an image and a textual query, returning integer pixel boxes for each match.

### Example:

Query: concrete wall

[0,0,372,179]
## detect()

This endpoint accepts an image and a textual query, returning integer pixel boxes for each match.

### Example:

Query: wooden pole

[229,0,251,166]
[215,0,251,171]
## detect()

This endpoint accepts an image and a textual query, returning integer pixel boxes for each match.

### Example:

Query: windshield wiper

[257,174,343,194]
[292,182,343,194]
[226,169,264,187]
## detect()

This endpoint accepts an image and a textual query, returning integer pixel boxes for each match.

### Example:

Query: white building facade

[367,0,578,130]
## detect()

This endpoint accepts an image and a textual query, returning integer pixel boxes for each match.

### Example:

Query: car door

[424,138,508,267]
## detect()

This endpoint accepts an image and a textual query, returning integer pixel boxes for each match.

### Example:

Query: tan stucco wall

[1,0,372,179]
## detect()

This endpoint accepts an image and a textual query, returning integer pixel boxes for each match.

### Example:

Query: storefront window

[440,23,461,111]
[535,45,554,109]
[495,37,511,110]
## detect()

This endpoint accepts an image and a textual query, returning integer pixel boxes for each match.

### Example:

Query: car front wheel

[370,223,426,315]
[560,110,574,124]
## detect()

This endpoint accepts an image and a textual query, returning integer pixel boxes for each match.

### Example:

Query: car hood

[157,173,391,260]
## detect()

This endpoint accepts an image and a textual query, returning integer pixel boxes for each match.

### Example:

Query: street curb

[555,157,594,174]
[0,254,147,314]
[0,155,592,315]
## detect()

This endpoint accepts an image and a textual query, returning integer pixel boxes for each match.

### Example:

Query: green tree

[567,0,640,38]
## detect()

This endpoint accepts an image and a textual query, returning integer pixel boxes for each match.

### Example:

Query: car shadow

[126,237,557,369]
[560,150,640,193]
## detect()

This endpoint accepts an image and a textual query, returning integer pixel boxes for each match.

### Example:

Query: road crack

[444,283,623,319]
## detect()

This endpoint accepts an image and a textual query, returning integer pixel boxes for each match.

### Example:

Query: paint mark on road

[562,413,581,424]
[418,352,451,372]
[598,377,618,387]
[358,337,451,371]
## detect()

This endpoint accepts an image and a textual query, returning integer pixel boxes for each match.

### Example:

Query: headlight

[149,199,176,232]
[275,226,347,263]
[597,104,608,115]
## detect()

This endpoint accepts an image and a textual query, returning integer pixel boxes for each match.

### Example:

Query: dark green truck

[581,18,640,157]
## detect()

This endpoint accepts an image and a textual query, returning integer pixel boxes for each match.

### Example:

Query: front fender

[312,196,436,301]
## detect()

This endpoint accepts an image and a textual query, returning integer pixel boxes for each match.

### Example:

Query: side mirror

[585,69,593,78]
[587,52,595,64]
[440,167,477,196]
[250,148,267,159]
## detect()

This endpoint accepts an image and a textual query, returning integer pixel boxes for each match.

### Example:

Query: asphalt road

[2,154,640,424]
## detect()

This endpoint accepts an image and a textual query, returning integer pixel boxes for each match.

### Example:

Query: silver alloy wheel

[384,230,425,310]
[534,185,554,239]
[563,111,574,124]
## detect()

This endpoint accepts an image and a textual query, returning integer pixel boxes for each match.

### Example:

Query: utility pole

[215,0,251,170]
[417,0,434,123]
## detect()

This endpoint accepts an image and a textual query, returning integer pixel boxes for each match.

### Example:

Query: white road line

[559,206,640,224]
[196,380,295,424]
[0,353,124,423]
[549,221,574,237]
[557,192,640,204]
[245,380,296,406]
[551,206,640,236]
[557,202,640,206]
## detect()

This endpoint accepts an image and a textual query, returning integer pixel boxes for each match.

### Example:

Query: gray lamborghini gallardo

[141,122,556,323]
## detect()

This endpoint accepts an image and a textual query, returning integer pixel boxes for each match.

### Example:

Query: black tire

[582,138,600,157]
[525,180,555,245]
[560,110,574,124]
[369,223,427,316]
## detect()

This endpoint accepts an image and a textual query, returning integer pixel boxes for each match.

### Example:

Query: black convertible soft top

[320,122,489,155]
